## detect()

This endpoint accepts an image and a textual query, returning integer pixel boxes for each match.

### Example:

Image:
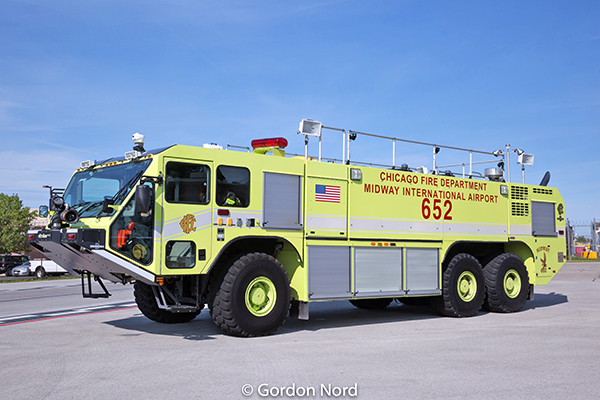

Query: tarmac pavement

[1,261,599,400]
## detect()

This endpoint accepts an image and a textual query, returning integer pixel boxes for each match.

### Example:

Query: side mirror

[135,185,152,214]
[101,197,115,214]
[39,205,49,217]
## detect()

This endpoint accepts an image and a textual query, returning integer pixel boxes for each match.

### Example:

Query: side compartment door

[305,176,348,238]
[160,158,213,275]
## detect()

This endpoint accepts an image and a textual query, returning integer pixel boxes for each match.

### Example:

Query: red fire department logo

[180,214,197,234]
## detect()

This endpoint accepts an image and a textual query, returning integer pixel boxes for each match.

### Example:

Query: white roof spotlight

[126,133,146,159]
[132,133,145,152]
[514,148,534,184]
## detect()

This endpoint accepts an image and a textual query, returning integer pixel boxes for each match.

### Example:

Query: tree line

[0,193,36,254]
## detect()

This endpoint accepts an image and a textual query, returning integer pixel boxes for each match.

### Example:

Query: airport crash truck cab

[28,120,567,337]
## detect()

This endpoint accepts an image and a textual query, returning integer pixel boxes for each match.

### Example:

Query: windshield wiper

[112,169,145,204]
[78,200,104,215]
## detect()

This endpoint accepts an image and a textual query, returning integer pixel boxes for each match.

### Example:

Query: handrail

[297,120,505,180]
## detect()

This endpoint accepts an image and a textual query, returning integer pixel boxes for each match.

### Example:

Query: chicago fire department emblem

[180,214,197,234]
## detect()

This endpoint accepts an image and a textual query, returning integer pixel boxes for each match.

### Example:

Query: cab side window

[165,162,210,204]
[216,166,250,207]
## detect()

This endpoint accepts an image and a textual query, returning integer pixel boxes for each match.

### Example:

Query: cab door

[160,158,213,275]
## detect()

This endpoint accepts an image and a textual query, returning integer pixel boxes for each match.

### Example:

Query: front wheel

[134,281,201,324]
[211,253,290,337]
[431,253,485,317]
[483,253,529,313]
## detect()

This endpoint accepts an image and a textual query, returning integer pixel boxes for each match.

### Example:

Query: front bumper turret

[28,228,155,285]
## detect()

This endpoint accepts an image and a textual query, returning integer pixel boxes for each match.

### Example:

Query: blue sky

[1,1,598,235]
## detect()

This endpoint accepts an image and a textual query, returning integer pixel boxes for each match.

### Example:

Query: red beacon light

[251,137,288,149]
[251,137,288,156]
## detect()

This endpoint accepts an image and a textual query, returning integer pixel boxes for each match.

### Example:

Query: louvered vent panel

[511,202,529,217]
[511,186,528,201]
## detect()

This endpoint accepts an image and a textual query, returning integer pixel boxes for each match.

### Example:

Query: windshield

[63,159,151,218]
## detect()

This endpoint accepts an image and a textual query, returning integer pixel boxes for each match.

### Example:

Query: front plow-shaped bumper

[28,228,155,285]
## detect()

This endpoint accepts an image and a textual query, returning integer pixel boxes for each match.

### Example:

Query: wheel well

[202,236,301,302]
[443,242,505,269]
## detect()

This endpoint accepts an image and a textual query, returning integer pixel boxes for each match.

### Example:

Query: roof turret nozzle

[133,133,145,153]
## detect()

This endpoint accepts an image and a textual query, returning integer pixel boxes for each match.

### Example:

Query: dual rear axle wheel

[431,252,529,317]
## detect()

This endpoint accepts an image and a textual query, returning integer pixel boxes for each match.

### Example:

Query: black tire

[349,298,393,309]
[5,267,13,276]
[133,281,201,324]
[205,253,240,316]
[398,297,430,306]
[431,253,485,317]
[483,253,529,313]
[211,253,290,337]
[36,267,45,278]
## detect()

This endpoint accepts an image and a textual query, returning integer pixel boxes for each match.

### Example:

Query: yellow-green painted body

[68,143,567,302]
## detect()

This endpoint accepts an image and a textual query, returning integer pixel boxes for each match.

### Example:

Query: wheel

[5,268,13,276]
[349,298,392,309]
[133,281,202,324]
[36,267,46,278]
[431,253,485,317]
[483,253,529,313]
[398,297,430,306]
[211,253,290,337]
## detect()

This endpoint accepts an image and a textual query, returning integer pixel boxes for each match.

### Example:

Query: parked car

[29,258,69,278]
[1,255,29,275]
[11,261,33,277]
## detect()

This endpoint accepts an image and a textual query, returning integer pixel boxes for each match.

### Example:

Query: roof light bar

[251,137,288,149]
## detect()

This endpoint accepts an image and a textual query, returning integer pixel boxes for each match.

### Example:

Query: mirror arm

[140,174,163,186]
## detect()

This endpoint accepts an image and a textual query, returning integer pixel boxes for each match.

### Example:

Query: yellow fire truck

[28,120,566,336]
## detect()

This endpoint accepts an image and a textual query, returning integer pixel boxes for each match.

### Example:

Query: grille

[533,187,553,195]
[511,186,528,201]
[511,202,529,217]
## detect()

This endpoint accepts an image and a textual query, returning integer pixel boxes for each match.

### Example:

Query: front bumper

[28,228,155,285]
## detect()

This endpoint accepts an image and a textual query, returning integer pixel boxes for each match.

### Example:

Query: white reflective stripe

[350,218,441,234]
[350,217,507,236]
[443,221,507,235]
[92,249,155,282]
[306,215,347,230]
[163,209,212,225]
[510,225,531,236]
[154,223,161,242]
[162,209,212,238]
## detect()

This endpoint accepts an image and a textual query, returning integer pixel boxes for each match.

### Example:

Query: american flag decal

[315,184,341,203]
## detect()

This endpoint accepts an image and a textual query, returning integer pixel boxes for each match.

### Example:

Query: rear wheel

[349,298,392,309]
[211,253,290,337]
[483,253,529,313]
[431,253,485,317]
[134,281,201,324]
[36,267,46,278]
